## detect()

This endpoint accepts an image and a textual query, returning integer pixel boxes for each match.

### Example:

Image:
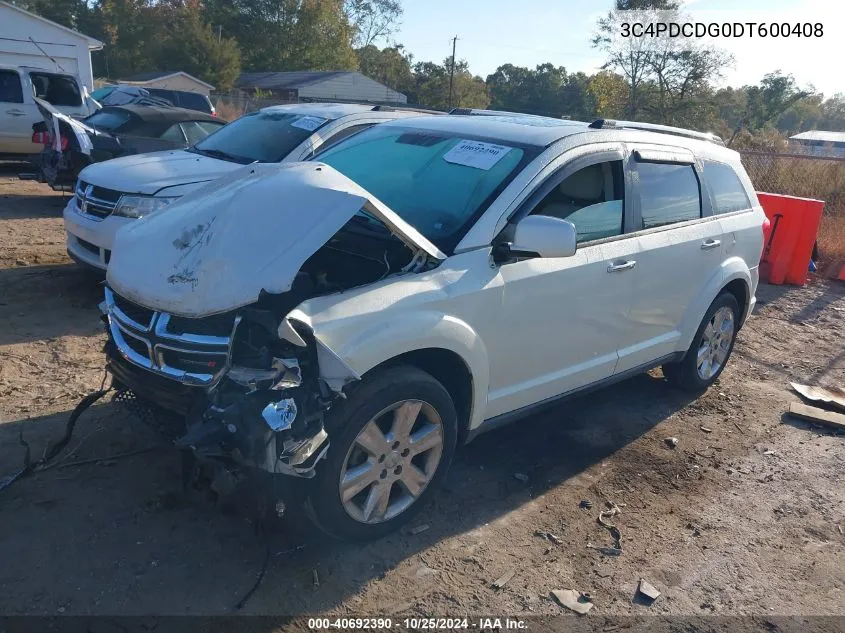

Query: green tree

[726,72,810,145]
[344,0,402,47]
[154,2,241,91]
[588,71,629,118]
[356,44,414,93]
[411,59,488,110]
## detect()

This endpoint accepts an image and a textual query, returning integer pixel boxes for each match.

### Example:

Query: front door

[484,151,634,419]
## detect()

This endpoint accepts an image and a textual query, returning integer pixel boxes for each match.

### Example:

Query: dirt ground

[1,161,844,621]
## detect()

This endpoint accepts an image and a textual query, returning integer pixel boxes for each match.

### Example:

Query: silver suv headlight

[113,195,180,218]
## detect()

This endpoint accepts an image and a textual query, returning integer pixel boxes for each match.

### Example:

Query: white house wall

[298,72,407,104]
[0,7,95,90]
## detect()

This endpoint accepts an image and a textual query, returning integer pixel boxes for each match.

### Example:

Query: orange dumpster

[757,192,825,286]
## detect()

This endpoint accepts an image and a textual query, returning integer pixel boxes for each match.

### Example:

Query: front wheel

[307,365,458,540]
[663,292,740,391]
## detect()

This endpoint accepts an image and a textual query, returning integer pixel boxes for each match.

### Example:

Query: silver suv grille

[75,180,122,220]
[104,287,241,386]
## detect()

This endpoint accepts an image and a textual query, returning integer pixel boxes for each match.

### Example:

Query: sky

[395,0,844,98]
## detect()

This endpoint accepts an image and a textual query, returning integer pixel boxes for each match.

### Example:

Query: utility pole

[448,35,458,110]
[218,25,222,42]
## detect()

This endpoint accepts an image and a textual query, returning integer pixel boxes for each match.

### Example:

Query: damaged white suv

[102,114,764,539]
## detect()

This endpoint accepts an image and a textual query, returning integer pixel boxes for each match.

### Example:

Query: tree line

[14,0,845,145]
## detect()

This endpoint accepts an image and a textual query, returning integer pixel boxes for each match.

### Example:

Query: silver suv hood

[106,162,445,317]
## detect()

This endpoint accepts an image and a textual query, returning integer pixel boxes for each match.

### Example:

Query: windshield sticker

[291,115,327,132]
[443,140,513,170]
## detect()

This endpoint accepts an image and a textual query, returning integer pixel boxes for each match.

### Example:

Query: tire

[307,365,458,541]
[663,292,741,392]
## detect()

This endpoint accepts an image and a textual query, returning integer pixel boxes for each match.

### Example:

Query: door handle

[701,239,721,250]
[6,109,26,116]
[607,260,637,273]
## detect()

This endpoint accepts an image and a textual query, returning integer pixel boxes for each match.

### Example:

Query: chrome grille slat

[104,288,240,386]
[75,180,120,220]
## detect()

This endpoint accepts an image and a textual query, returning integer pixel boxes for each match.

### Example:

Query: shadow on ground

[0,370,697,617]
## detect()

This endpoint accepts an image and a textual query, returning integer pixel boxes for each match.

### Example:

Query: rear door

[614,144,724,373]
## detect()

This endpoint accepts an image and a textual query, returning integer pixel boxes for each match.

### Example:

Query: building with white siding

[235,71,407,105]
[0,1,102,91]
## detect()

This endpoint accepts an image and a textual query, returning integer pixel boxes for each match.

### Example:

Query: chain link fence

[740,150,845,265]
[739,150,845,217]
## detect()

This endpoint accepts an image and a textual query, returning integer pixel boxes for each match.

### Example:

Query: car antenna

[28,36,66,73]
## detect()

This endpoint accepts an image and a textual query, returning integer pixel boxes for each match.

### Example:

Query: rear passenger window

[0,70,23,103]
[702,160,752,214]
[530,161,624,243]
[29,72,82,106]
[638,163,701,229]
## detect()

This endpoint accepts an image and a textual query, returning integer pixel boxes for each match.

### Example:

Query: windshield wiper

[192,147,252,164]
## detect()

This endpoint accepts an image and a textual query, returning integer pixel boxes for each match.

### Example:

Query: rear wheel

[307,365,457,540]
[663,292,740,391]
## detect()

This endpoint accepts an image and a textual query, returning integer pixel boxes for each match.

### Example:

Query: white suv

[102,114,764,539]
[63,103,426,270]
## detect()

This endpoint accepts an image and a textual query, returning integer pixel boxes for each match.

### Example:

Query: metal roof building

[789,130,845,157]
[235,71,407,105]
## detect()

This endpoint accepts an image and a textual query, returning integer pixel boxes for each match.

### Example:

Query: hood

[106,162,446,317]
[78,149,236,194]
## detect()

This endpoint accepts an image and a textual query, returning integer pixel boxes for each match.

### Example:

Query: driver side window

[530,161,624,243]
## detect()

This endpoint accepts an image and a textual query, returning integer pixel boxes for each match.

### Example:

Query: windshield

[191,110,330,163]
[316,125,535,251]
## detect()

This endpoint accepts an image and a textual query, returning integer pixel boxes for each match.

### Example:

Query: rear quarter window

[0,70,23,103]
[702,160,752,214]
[29,72,82,107]
[178,93,212,113]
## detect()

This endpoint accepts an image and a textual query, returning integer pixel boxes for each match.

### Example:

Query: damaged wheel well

[374,348,474,442]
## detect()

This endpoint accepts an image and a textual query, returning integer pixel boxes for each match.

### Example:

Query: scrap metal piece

[551,589,593,615]
[790,382,845,412]
[637,579,661,602]
[261,398,298,432]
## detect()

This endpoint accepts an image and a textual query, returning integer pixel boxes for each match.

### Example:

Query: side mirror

[510,214,577,258]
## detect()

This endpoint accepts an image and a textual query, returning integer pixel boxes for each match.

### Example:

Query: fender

[289,308,490,432]
[677,256,752,353]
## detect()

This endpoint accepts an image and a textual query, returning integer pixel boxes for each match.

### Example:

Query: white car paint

[106,163,444,317]
[0,65,94,155]
[106,115,764,434]
[63,104,425,270]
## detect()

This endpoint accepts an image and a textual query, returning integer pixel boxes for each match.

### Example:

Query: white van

[62,103,428,270]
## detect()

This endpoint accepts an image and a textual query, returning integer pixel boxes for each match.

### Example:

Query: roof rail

[372,104,443,115]
[588,118,725,146]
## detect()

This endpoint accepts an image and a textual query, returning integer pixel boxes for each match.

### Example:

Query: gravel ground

[1,162,844,621]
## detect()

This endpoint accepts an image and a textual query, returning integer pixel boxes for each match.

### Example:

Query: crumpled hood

[78,149,236,194]
[106,162,445,317]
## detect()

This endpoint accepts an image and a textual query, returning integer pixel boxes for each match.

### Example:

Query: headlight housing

[113,195,179,218]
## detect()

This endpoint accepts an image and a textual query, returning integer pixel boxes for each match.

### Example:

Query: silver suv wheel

[697,306,735,380]
[339,400,444,524]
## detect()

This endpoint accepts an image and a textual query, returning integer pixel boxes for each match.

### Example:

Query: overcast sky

[396,0,843,97]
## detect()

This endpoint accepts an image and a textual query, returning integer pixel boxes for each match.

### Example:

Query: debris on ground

[665,437,679,448]
[687,522,702,537]
[790,382,845,412]
[733,421,746,434]
[534,530,563,545]
[312,569,320,589]
[588,502,623,556]
[492,569,515,589]
[700,426,713,433]
[637,578,661,603]
[763,449,778,456]
[551,589,594,614]
[408,524,430,536]
[579,500,593,510]
[788,402,845,430]
[513,473,529,483]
